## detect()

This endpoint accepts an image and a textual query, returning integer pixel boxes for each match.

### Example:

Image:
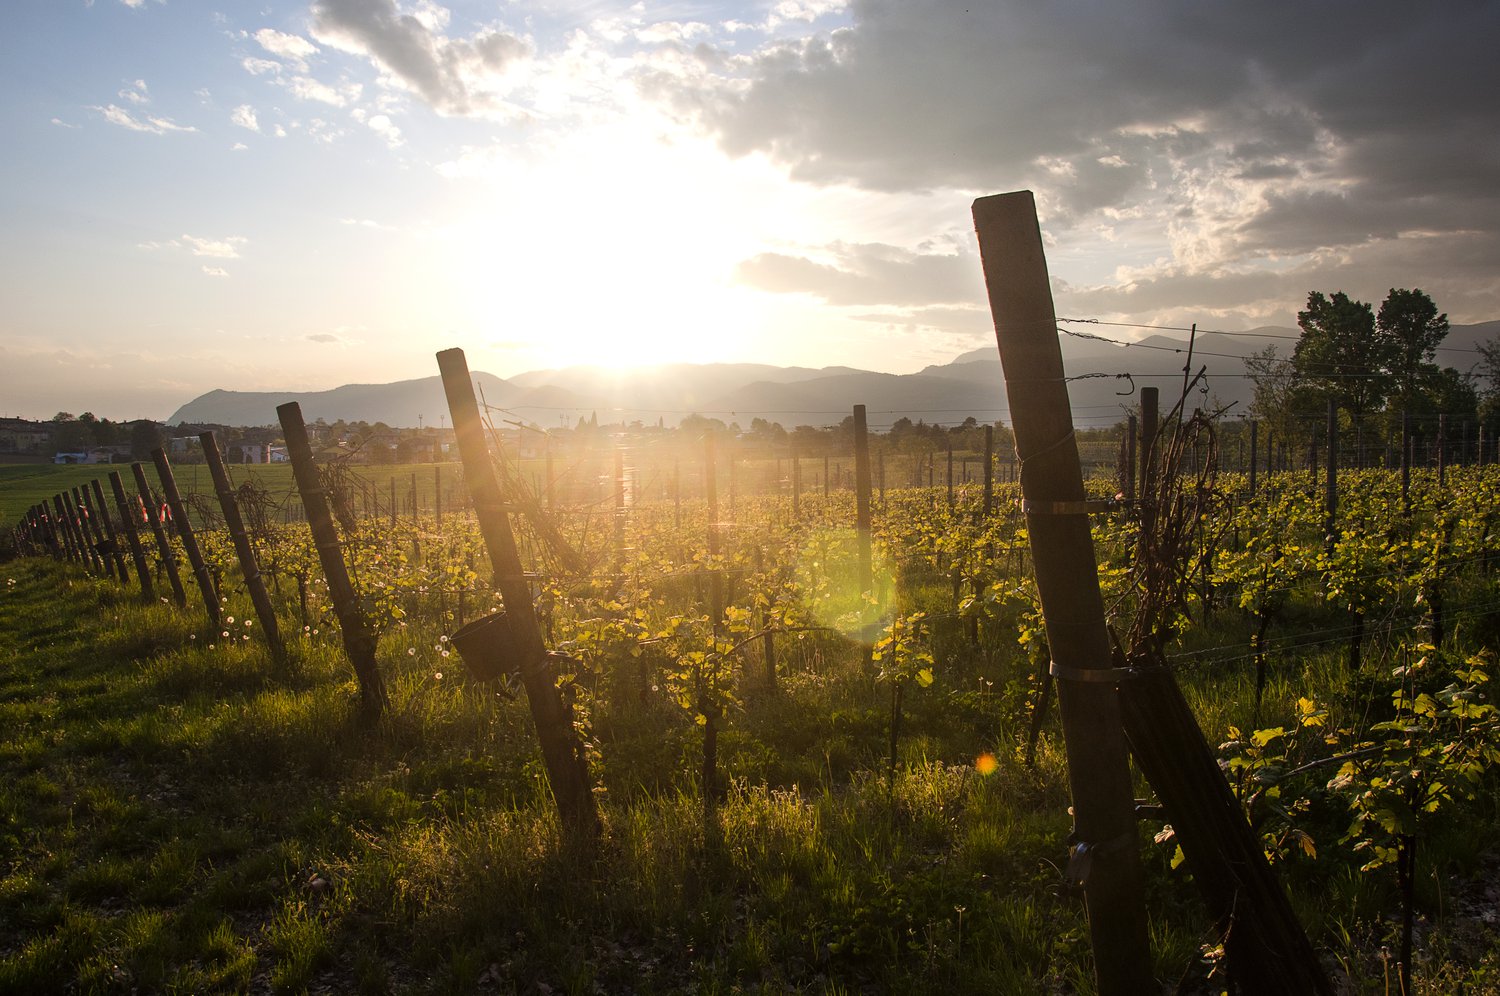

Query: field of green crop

[3,449,1498,993]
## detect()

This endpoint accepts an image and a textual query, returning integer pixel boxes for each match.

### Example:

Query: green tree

[1293,291,1393,438]
[1377,288,1449,411]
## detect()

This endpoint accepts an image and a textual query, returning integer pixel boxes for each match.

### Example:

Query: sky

[3,0,1498,421]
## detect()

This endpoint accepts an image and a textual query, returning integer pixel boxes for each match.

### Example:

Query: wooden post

[89,479,128,581]
[435,465,443,526]
[131,464,187,607]
[614,444,626,568]
[277,403,388,720]
[76,485,115,580]
[705,432,723,626]
[973,191,1154,995]
[1325,399,1338,550]
[436,348,597,841]
[200,432,283,660]
[822,455,830,498]
[983,425,994,519]
[51,494,80,567]
[1124,415,1137,504]
[946,444,954,507]
[1401,409,1412,517]
[70,487,105,576]
[791,451,801,517]
[151,448,220,627]
[673,459,682,531]
[1437,414,1447,487]
[108,472,154,598]
[390,477,398,529]
[1249,420,1259,496]
[853,405,875,661]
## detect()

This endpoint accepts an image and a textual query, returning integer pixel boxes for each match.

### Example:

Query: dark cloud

[668,0,1500,302]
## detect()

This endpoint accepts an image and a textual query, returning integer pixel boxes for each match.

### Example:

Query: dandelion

[242,634,250,641]
[434,672,443,681]
[408,647,416,656]
[244,619,252,627]
[304,625,311,632]
[189,634,196,640]
[209,644,215,650]
[439,635,449,643]
[226,616,234,624]
[221,631,229,638]
[441,650,450,658]
[975,753,998,777]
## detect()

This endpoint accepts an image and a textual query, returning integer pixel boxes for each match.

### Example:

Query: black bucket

[449,611,519,682]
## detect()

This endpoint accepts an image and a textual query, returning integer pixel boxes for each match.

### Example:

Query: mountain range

[167,322,1500,431]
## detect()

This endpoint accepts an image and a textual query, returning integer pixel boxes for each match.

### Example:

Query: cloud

[91,104,196,134]
[180,234,246,258]
[735,240,981,307]
[365,113,402,146]
[307,333,341,343]
[310,0,533,118]
[201,266,230,278]
[118,79,149,104]
[254,27,319,71]
[230,104,259,131]
[50,118,78,129]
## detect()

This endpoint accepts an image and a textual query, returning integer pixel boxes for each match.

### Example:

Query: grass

[1,533,1498,993]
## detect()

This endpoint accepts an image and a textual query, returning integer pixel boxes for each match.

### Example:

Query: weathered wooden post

[200,432,283,660]
[822,455,830,498]
[1437,413,1447,487]
[277,403,388,720]
[108,472,154,598]
[49,495,77,565]
[89,479,128,581]
[1325,399,1338,551]
[614,444,626,569]
[70,487,105,576]
[791,450,801,518]
[853,405,875,664]
[946,444,954,507]
[436,348,597,842]
[151,449,220,627]
[131,464,187,607]
[981,195,1332,995]
[1249,420,1259,496]
[434,465,443,526]
[76,485,115,580]
[973,191,1153,995]
[983,425,994,519]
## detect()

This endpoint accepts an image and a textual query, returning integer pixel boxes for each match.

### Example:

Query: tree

[1245,345,1321,451]
[1293,291,1393,438]
[1377,288,1449,410]
[129,420,162,460]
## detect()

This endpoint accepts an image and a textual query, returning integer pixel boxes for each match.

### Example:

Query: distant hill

[166,322,1500,430]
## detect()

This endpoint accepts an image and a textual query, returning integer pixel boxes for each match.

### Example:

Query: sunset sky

[3,0,1497,420]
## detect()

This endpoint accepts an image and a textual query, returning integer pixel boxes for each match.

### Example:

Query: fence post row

[89,479,129,581]
[277,402,389,720]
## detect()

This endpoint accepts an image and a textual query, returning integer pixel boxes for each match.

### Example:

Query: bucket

[449,611,519,682]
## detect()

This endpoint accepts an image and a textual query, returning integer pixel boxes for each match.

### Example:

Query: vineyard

[3,198,1499,995]
[4,394,1500,993]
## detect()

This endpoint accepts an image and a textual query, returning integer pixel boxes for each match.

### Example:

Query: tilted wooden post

[89,479,129,581]
[108,471,154,599]
[131,464,188,607]
[983,424,994,518]
[70,487,105,576]
[277,403,388,720]
[75,485,114,580]
[151,449,220,627]
[200,432,284,660]
[435,348,597,841]
[49,495,78,564]
[973,191,1154,995]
